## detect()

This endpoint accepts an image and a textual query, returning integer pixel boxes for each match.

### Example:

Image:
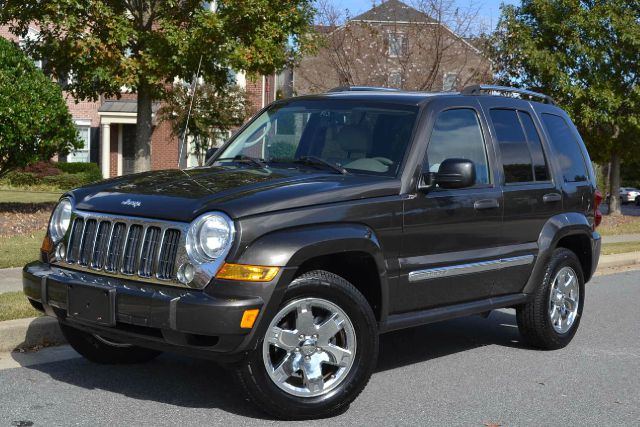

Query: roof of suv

[289,85,556,107]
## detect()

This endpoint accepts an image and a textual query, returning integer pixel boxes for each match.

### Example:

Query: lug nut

[299,334,305,339]
[316,347,322,352]
[305,356,310,360]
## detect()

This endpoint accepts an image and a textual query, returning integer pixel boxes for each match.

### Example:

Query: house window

[443,72,458,91]
[388,72,402,88]
[19,28,42,70]
[68,122,91,163]
[387,33,407,57]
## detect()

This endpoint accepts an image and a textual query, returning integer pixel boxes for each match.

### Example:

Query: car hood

[69,166,400,222]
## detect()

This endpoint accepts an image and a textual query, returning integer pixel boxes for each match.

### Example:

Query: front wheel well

[295,252,382,321]
[556,234,592,280]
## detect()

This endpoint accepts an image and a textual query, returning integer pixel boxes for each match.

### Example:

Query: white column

[101,123,111,179]
[117,124,123,176]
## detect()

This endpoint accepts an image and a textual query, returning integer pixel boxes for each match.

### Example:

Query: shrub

[56,162,102,182]
[5,171,38,187]
[42,172,99,190]
[23,161,61,178]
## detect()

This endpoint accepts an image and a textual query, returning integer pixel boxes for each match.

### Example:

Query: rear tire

[235,270,378,420]
[516,248,585,350]
[60,323,162,364]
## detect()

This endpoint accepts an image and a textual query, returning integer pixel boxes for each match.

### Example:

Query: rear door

[479,99,562,296]
[394,98,503,312]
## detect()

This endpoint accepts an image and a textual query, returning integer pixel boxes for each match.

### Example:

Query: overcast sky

[326,0,518,32]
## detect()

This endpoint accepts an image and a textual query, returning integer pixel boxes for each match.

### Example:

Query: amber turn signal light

[240,309,260,329]
[41,235,54,253]
[216,263,280,282]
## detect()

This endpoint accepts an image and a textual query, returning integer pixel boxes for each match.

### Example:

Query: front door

[392,99,503,313]
[122,124,136,175]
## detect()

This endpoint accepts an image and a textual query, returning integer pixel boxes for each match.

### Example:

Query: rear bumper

[23,261,284,362]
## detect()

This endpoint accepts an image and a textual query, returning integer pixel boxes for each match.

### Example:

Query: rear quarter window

[541,114,589,183]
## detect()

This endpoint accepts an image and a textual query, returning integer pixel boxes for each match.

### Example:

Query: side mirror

[421,158,476,190]
[205,147,218,163]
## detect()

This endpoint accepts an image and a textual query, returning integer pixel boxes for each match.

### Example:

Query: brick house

[294,0,492,95]
[1,26,280,178]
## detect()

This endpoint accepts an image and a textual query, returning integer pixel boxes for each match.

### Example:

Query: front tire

[235,270,378,420]
[60,323,162,364]
[516,248,585,350]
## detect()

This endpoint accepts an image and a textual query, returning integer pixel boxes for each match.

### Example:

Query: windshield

[212,99,419,176]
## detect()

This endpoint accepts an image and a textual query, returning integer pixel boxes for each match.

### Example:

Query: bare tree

[296,0,492,94]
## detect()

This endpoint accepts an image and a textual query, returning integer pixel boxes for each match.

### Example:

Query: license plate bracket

[67,283,116,326]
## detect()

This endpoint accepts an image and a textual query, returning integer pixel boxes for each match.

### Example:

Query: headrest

[335,125,369,153]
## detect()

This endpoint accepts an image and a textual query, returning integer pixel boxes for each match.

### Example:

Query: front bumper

[23,261,283,361]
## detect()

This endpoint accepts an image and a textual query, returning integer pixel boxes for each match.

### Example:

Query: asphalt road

[1,270,639,426]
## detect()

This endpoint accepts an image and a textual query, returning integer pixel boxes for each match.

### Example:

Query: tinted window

[426,109,490,185]
[518,111,550,181]
[542,114,588,182]
[490,109,533,183]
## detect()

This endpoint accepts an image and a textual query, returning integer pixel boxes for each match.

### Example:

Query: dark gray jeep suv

[24,85,602,419]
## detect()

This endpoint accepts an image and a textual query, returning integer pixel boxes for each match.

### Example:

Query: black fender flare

[524,212,598,294]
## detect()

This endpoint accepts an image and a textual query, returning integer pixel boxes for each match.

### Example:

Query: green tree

[0,37,80,178]
[492,0,640,214]
[0,0,315,173]
[159,82,254,166]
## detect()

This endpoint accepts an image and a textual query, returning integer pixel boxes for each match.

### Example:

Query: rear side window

[490,109,550,184]
[426,108,490,185]
[541,114,588,182]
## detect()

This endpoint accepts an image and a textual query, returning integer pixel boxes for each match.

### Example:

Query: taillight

[593,190,603,229]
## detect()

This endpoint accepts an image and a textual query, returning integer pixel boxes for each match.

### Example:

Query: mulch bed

[0,203,54,238]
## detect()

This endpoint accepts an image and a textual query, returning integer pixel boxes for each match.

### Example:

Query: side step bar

[380,293,529,333]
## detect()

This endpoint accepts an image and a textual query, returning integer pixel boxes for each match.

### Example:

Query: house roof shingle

[351,0,436,24]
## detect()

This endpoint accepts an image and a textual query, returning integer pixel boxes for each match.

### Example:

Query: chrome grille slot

[91,221,111,269]
[139,226,161,277]
[66,218,84,263]
[79,219,97,266]
[122,224,143,275]
[157,229,180,280]
[105,222,126,273]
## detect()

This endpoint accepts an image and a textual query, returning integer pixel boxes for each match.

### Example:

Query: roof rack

[327,86,400,93]
[461,85,556,105]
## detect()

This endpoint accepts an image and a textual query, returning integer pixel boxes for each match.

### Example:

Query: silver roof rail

[461,85,556,105]
[327,86,400,93]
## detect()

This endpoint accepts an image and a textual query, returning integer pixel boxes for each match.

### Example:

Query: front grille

[63,214,182,282]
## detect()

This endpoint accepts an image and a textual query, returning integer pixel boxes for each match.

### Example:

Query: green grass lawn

[601,241,640,255]
[0,233,43,269]
[0,189,62,204]
[0,291,41,321]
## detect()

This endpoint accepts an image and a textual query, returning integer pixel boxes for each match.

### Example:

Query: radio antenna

[178,54,203,169]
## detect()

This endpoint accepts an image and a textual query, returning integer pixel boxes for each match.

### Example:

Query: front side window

[541,113,588,183]
[214,100,419,177]
[426,108,490,186]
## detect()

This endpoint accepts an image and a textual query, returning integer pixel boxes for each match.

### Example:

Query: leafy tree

[0,0,315,173]
[159,82,254,166]
[492,0,640,214]
[0,37,80,178]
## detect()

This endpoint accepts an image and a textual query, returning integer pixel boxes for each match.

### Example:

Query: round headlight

[186,212,234,263]
[49,198,72,242]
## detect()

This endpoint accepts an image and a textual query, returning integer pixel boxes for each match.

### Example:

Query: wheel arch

[524,213,598,294]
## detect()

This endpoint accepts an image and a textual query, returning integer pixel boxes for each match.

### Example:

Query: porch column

[101,122,111,178]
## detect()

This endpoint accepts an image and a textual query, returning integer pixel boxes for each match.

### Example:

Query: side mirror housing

[421,158,476,190]
[205,147,218,163]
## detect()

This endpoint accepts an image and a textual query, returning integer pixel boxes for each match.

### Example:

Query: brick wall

[151,119,179,171]
[109,124,118,178]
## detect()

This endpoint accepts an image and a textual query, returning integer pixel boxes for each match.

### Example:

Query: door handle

[543,193,562,203]
[474,199,500,210]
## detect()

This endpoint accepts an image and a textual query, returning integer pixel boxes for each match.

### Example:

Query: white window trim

[387,32,406,58]
[68,120,91,163]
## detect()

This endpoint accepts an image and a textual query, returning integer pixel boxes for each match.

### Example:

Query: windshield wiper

[215,155,267,168]
[294,156,348,175]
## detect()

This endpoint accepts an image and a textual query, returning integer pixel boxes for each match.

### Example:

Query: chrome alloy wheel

[262,297,357,398]
[548,266,580,334]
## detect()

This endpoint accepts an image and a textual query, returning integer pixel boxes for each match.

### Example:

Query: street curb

[597,251,640,269]
[0,317,65,352]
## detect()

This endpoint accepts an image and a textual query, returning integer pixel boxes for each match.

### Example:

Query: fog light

[55,243,66,261]
[177,263,195,284]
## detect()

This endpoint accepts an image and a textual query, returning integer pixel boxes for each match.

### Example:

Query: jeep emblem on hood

[121,199,142,208]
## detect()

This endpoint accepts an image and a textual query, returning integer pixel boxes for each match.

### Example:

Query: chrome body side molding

[408,255,534,283]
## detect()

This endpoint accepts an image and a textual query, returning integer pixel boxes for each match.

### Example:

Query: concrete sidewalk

[0,268,21,294]
[602,233,640,244]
